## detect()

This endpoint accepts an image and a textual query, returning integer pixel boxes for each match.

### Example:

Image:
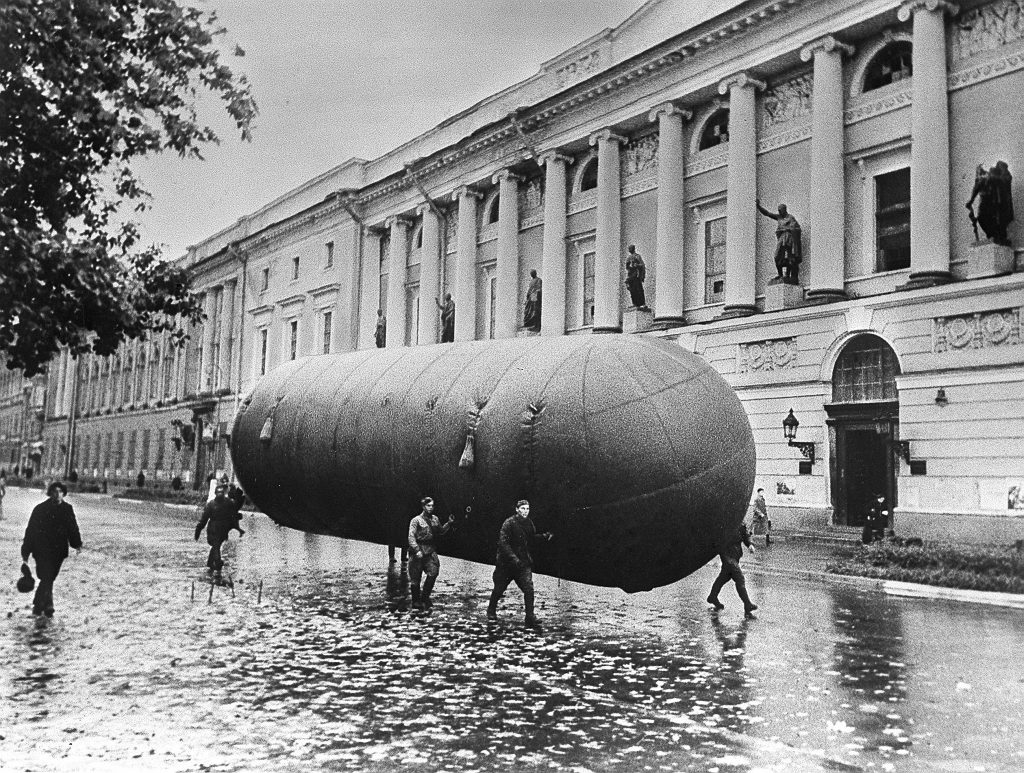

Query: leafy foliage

[828,541,1024,594]
[0,0,257,375]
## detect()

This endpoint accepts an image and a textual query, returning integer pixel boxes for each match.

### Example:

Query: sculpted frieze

[520,178,545,212]
[951,0,1024,61]
[737,338,799,372]
[933,308,1022,351]
[622,134,659,178]
[762,73,813,130]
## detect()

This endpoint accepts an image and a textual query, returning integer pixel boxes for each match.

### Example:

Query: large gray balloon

[231,335,755,592]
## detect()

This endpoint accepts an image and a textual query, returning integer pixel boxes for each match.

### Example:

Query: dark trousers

[708,556,754,607]
[207,539,225,571]
[32,554,65,615]
[488,564,535,618]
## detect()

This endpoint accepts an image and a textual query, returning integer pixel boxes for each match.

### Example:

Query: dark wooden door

[841,429,888,526]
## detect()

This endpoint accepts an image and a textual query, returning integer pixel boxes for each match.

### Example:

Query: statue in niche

[375,309,386,348]
[757,199,802,284]
[624,245,649,310]
[523,270,542,332]
[966,161,1014,245]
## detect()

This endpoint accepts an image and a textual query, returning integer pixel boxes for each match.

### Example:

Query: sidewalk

[743,534,1024,610]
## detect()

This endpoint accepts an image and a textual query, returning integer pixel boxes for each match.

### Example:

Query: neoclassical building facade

[20,0,1024,540]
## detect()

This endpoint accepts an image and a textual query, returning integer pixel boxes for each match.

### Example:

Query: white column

[417,204,442,345]
[493,170,520,339]
[452,187,481,342]
[589,129,626,333]
[802,37,855,304]
[899,0,957,287]
[539,151,571,337]
[649,104,691,324]
[200,289,217,391]
[218,279,237,387]
[385,216,411,349]
[718,73,765,317]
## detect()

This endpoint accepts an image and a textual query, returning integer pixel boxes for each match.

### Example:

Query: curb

[745,562,1024,609]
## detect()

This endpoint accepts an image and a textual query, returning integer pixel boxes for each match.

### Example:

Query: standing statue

[374,309,386,348]
[966,161,1014,246]
[523,270,542,332]
[756,199,802,284]
[436,294,455,343]
[624,245,649,310]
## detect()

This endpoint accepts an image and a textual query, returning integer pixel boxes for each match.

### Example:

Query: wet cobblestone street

[1,488,1022,772]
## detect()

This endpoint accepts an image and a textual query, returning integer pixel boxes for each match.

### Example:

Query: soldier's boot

[486,588,501,620]
[707,576,726,609]
[524,590,541,628]
[737,583,758,614]
[411,583,422,608]
[421,576,436,608]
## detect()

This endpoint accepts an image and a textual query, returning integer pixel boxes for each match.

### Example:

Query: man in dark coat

[706,520,758,615]
[21,481,83,617]
[862,493,889,545]
[487,499,552,626]
[195,483,241,576]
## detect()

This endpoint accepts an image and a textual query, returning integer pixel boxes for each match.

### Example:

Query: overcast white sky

[132,0,639,259]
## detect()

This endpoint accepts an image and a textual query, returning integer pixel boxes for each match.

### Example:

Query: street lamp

[782,409,815,464]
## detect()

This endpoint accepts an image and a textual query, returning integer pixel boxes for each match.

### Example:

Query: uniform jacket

[408,512,451,557]
[195,496,240,545]
[496,515,540,569]
[719,521,753,562]
[21,499,83,561]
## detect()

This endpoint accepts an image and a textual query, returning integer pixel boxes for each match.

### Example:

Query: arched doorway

[824,335,901,526]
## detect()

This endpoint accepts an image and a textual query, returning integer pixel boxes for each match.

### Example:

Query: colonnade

[369,0,956,346]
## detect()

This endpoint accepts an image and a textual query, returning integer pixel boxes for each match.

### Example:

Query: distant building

[20,0,1024,539]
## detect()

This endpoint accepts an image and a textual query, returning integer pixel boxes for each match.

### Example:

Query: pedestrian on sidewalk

[487,499,553,627]
[751,488,771,545]
[407,496,454,608]
[195,483,241,577]
[20,481,83,617]
[862,492,889,544]
[707,519,758,615]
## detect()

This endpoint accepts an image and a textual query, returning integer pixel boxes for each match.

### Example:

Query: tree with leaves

[0,0,257,375]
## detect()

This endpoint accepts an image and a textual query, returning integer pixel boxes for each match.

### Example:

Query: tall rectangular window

[156,428,166,470]
[705,217,727,304]
[127,430,137,470]
[875,167,911,272]
[261,267,270,292]
[289,319,299,360]
[583,251,596,326]
[292,256,300,280]
[322,311,332,355]
[259,328,269,375]
[81,433,91,470]
[325,241,334,269]
[115,431,124,470]
[140,428,151,469]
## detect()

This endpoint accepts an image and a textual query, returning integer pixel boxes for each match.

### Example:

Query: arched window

[579,158,598,191]
[483,195,499,224]
[863,42,912,92]
[698,109,730,151]
[832,335,900,403]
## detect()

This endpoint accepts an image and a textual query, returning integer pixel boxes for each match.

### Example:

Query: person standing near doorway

[862,492,889,544]
[706,519,758,615]
[20,481,83,617]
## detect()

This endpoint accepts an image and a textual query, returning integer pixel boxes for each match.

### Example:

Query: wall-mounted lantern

[782,409,815,464]
[935,388,949,407]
